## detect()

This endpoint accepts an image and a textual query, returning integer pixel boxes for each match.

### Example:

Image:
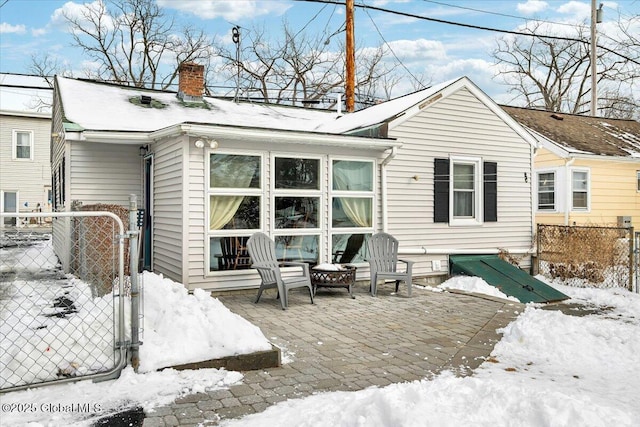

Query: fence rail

[537,224,634,291]
[0,208,140,393]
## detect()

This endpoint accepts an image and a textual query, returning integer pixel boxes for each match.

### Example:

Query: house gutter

[381,146,398,232]
[73,124,401,151]
[564,157,576,225]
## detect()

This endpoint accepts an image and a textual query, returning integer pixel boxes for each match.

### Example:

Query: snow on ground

[2,238,639,426]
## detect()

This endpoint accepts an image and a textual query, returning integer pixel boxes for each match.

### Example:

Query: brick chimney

[177,62,204,102]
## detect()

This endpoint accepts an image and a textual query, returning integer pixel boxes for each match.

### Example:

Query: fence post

[629,227,635,292]
[128,195,141,371]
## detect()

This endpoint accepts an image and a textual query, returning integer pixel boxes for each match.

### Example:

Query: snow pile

[221,285,640,427]
[438,275,519,301]
[139,271,272,372]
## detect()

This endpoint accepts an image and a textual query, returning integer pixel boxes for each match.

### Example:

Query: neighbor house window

[537,172,555,211]
[434,157,497,225]
[13,130,33,160]
[571,170,589,210]
[208,153,262,271]
[272,156,321,264]
[330,159,374,263]
[637,171,640,192]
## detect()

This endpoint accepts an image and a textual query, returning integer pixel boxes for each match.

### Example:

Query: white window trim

[12,130,34,161]
[636,171,640,192]
[536,169,558,213]
[570,167,590,212]
[329,157,376,262]
[449,156,482,226]
[205,150,264,275]
[270,153,323,236]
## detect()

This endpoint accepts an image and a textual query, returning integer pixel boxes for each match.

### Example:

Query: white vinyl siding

[69,142,142,205]
[386,87,534,276]
[152,137,185,283]
[0,116,51,212]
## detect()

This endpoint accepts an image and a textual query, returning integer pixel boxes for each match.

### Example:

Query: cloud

[383,39,448,62]
[50,1,116,33]
[157,0,291,21]
[0,23,26,34]
[556,1,591,22]
[31,28,47,37]
[517,1,549,15]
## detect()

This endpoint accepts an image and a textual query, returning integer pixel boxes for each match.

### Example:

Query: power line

[421,0,577,27]
[295,0,640,65]
[361,1,425,89]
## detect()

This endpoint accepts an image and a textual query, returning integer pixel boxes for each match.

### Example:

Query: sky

[2,237,639,426]
[1,0,639,105]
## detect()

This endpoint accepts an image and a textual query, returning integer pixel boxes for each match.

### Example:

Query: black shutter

[434,158,449,223]
[483,162,497,222]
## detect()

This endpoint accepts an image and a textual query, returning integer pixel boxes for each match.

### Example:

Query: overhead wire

[360,0,425,89]
[295,0,640,65]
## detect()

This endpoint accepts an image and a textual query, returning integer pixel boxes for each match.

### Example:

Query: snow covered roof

[55,76,468,138]
[0,73,53,116]
[502,106,640,159]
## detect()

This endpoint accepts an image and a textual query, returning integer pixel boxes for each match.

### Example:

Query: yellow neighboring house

[503,106,640,229]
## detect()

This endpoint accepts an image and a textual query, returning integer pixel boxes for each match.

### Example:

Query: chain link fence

[537,224,634,290]
[0,210,134,393]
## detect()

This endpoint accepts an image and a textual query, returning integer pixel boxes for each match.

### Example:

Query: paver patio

[143,283,523,426]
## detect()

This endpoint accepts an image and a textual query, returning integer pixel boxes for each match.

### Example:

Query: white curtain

[209,155,259,230]
[333,161,373,227]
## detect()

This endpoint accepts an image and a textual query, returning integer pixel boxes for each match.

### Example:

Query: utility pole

[590,0,603,116]
[345,0,355,112]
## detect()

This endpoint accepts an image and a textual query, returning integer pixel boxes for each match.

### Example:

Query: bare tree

[28,53,73,87]
[492,20,639,119]
[212,21,421,110]
[58,0,213,89]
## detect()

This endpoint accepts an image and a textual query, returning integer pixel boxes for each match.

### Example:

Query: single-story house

[0,73,53,227]
[51,63,539,291]
[502,106,640,228]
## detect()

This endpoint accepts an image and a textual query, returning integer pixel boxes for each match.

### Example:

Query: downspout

[381,146,397,232]
[564,157,575,225]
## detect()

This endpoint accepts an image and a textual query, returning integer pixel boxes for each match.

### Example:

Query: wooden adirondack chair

[367,232,414,297]
[246,232,314,310]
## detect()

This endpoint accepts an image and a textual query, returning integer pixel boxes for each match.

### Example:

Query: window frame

[329,157,376,264]
[636,171,640,192]
[271,153,323,264]
[12,130,34,161]
[206,150,264,274]
[536,170,557,212]
[449,156,482,226]
[571,168,590,211]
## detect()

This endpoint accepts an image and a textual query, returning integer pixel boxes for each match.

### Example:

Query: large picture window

[537,172,555,211]
[13,130,33,160]
[209,153,262,271]
[273,156,321,264]
[330,159,374,262]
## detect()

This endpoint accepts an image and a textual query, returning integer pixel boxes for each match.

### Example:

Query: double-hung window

[434,157,496,225]
[272,156,321,264]
[537,172,556,211]
[208,153,262,271]
[571,170,589,210]
[636,171,640,192]
[13,130,33,160]
[330,159,374,264]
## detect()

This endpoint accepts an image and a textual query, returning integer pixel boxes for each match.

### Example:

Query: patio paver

[143,284,523,426]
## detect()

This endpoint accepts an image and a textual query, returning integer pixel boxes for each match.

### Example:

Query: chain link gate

[0,207,139,393]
